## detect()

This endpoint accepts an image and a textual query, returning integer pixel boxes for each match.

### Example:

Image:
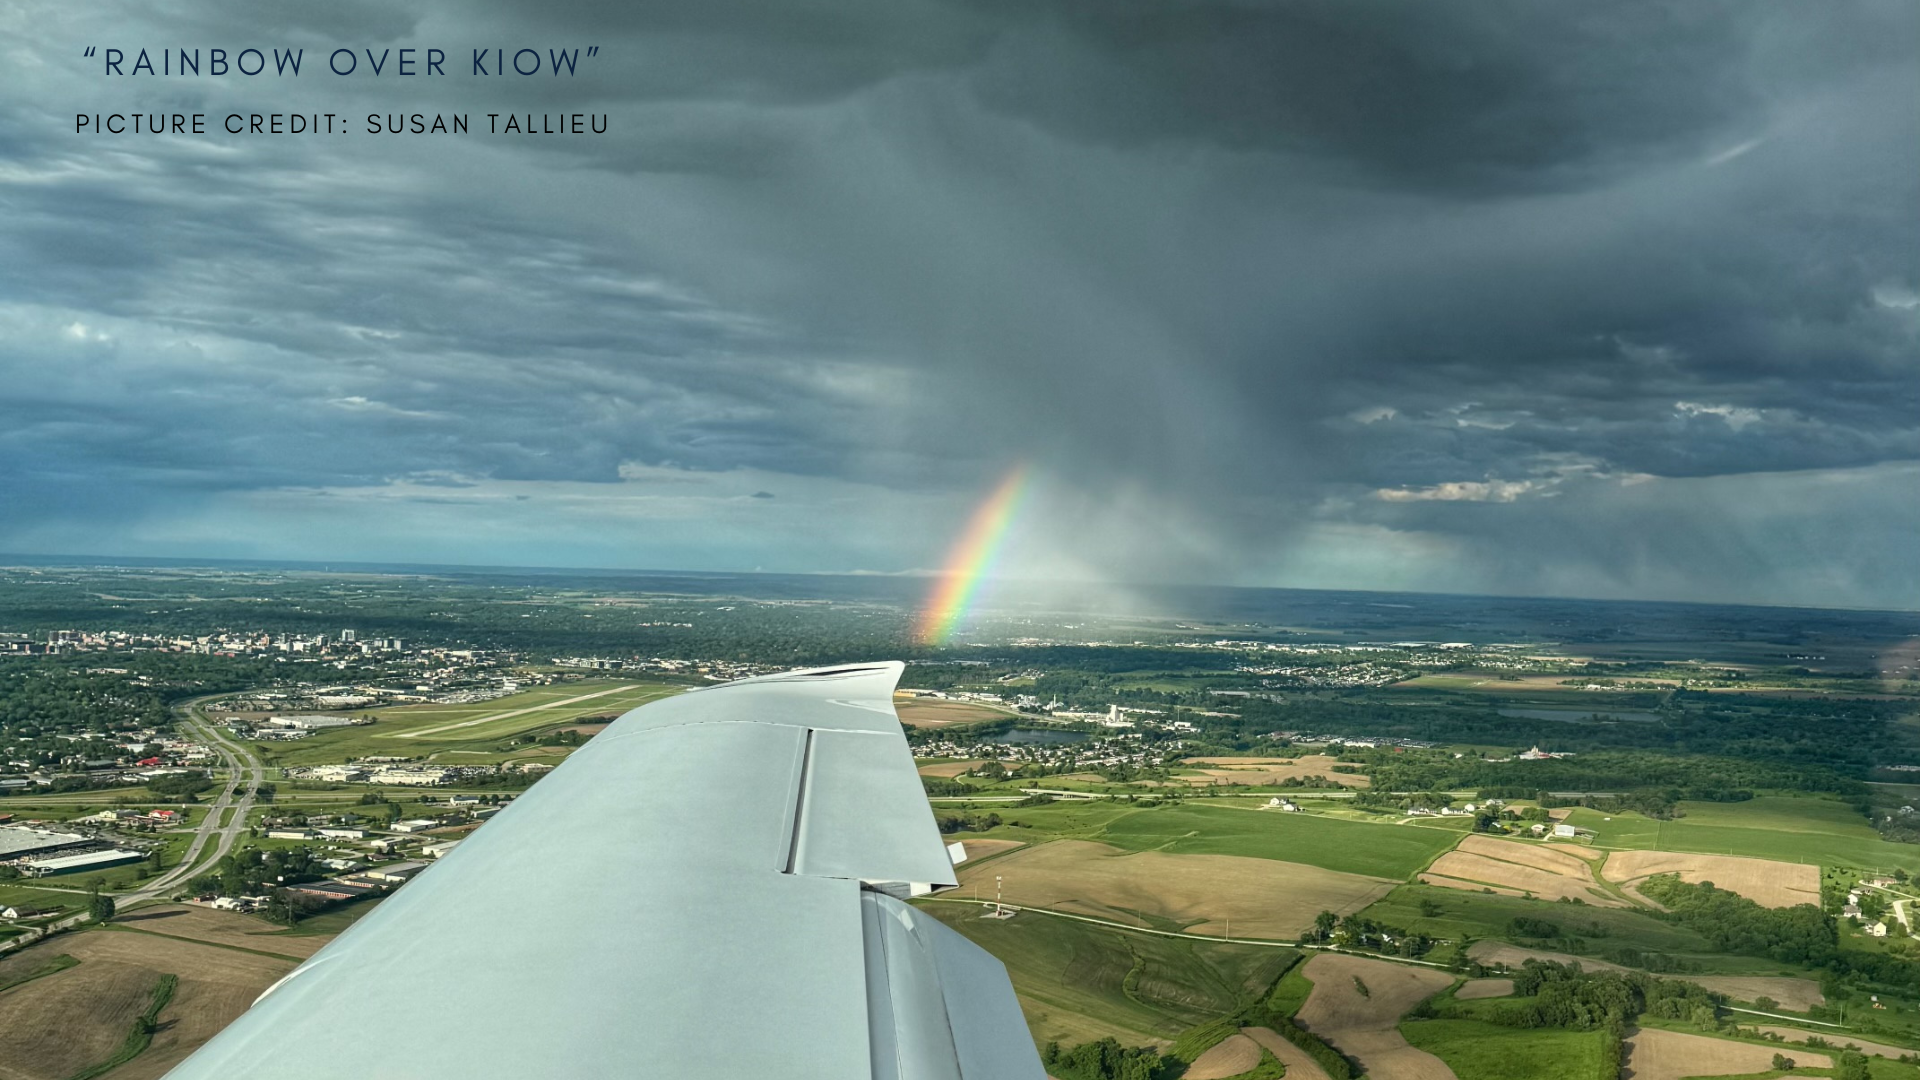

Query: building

[1552,823,1577,838]
[1,905,46,919]
[23,849,145,876]
[267,829,316,840]
[392,820,440,834]
[265,715,357,731]
[364,860,428,884]
[421,840,461,859]
[0,825,93,861]
[317,827,366,840]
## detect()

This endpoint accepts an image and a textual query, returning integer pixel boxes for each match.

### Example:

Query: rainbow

[914,465,1031,645]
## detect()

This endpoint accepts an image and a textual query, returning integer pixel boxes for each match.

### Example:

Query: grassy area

[253,680,680,765]
[1265,960,1314,1017]
[1091,804,1459,879]
[1401,1019,1613,1080]
[0,953,78,994]
[919,901,1296,1046]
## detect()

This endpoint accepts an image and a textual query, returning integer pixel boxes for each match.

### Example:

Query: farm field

[1175,755,1369,789]
[1621,1026,1830,1080]
[1241,1026,1333,1080]
[1602,850,1820,909]
[1422,835,1623,906]
[892,696,1016,727]
[920,901,1297,1045]
[1093,803,1460,880]
[254,680,680,765]
[1454,979,1513,1000]
[1184,1032,1264,1078]
[1565,798,1920,875]
[1293,953,1455,1080]
[953,838,1393,938]
[110,905,326,960]
[1400,1018,1612,1080]
[0,926,306,1080]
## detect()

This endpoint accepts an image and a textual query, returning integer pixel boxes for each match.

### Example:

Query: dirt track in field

[1294,953,1456,1080]
[956,839,1393,939]
[1622,1026,1830,1080]
[1602,850,1819,909]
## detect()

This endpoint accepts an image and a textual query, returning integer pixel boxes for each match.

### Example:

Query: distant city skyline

[4,2,1916,610]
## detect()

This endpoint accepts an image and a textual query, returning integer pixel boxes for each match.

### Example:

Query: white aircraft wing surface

[163,661,1044,1080]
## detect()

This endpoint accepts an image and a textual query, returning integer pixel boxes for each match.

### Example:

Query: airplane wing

[163,662,1044,1080]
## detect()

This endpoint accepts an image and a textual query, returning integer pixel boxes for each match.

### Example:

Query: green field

[1565,796,1920,874]
[920,901,1296,1045]
[1401,1019,1614,1080]
[1090,804,1459,879]
[249,680,681,765]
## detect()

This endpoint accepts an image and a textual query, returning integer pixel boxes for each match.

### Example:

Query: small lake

[1498,707,1660,724]
[1000,728,1088,745]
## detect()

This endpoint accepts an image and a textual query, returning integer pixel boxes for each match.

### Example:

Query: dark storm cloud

[2,0,1916,603]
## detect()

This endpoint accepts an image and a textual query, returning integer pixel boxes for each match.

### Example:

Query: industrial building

[0,825,94,861]
[23,849,145,876]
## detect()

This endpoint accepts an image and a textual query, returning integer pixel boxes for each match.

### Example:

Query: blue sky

[2,1,1917,608]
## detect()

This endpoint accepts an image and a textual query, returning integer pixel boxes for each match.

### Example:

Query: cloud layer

[2,1,1916,608]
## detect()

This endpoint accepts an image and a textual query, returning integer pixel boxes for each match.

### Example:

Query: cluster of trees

[934,812,1003,835]
[1638,876,1837,965]
[187,846,324,898]
[1419,960,1723,1077]
[146,771,214,800]
[1302,910,1434,958]
[1038,1039,1174,1080]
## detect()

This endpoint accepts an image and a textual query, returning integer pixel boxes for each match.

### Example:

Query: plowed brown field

[955,839,1392,938]
[0,927,303,1080]
[1178,755,1370,789]
[1294,953,1456,1080]
[1186,1033,1263,1079]
[1423,835,1623,906]
[1622,1027,1829,1080]
[1602,851,1819,909]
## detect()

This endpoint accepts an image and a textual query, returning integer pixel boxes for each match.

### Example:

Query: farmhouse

[1,905,46,919]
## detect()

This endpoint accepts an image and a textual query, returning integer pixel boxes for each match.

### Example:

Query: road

[124,703,268,904]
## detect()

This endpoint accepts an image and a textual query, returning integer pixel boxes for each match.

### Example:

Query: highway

[123,701,267,904]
